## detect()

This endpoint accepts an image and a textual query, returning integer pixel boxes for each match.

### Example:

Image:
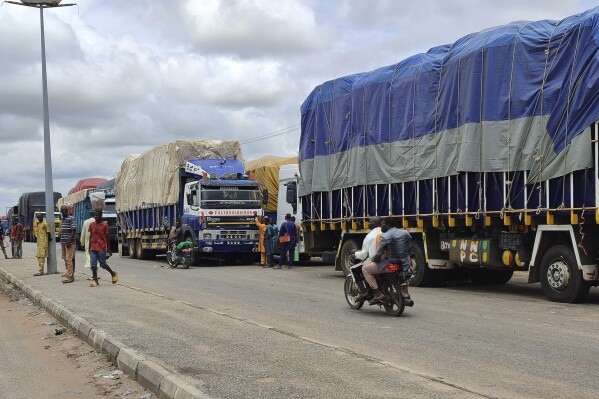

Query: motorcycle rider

[360,217,414,306]
[168,220,185,262]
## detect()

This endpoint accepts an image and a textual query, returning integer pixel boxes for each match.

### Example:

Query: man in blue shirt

[59,205,76,283]
[277,213,298,269]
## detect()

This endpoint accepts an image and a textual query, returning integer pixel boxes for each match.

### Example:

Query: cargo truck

[115,139,263,263]
[17,191,62,242]
[57,188,118,251]
[296,9,599,303]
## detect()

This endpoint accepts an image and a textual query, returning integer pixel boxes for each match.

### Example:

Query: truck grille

[219,230,248,239]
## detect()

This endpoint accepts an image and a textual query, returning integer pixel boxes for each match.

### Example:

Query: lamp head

[21,1,63,5]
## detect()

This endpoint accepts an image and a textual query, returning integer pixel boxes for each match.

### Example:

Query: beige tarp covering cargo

[115,139,243,211]
[56,189,88,208]
[245,155,297,213]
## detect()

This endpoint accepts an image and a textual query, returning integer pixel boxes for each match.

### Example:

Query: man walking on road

[34,213,50,276]
[89,210,118,287]
[60,205,76,283]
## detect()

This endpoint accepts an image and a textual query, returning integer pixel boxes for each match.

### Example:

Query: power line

[240,124,300,144]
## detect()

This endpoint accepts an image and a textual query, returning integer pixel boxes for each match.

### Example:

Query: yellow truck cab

[33,211,62,240]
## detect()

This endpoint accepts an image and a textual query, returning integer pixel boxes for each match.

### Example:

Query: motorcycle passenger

[351,216,382,302]
[362,217,414,306]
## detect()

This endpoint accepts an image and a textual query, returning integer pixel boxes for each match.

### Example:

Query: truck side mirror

[286,183,297,205]
[187,189,197,207]
[262,189,269,205]
[286,183,297,213]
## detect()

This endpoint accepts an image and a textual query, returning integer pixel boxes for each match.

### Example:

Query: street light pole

[5,0,76,274]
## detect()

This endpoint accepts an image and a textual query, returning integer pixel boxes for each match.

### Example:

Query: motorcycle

[166,239,194,269]
[344,259,411,317]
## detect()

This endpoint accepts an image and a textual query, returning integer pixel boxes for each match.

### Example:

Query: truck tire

[339,239,359,276]
[408,240,436,287]
[128,239,137,259]
[136,239,151,260]
[119,240,129,257]
[540,244,590,303]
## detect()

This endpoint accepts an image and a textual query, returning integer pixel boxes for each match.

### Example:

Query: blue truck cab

[182,159,262,257]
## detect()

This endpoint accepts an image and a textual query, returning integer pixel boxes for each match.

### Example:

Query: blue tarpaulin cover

[299,8,599,196]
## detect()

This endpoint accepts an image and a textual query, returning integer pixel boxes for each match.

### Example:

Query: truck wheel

[128,239,137,259]
[339,239,359,276]
[408,241,436,287]
[119,240,129,257]
[136,239,151,260]
[299,253,311,262]
[540,245,590,303]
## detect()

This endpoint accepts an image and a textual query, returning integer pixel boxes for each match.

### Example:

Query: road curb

[0,267,208,399]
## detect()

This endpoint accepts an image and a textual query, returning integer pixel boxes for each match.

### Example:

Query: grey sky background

[0,0,595,214]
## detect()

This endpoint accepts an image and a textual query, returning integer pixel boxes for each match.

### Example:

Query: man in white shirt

[80,210,95,275]
[352,216,382,264]
[350,216,382,302]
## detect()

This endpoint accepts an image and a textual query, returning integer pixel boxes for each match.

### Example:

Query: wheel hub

[546,260,570,290]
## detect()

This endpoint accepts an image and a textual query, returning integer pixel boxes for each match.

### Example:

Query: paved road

[2,242,599,399]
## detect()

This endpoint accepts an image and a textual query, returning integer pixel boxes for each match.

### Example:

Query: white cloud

[182,0,329,57]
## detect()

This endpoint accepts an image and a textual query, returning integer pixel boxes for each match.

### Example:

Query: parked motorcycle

[344,261,409,317]
[166,239,194,269]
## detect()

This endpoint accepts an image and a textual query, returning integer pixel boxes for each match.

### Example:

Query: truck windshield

[35,212,62,220]
[105,203,116,213]
[200,188,261,209]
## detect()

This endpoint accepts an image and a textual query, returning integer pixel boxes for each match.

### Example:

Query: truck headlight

[203,233,212,239]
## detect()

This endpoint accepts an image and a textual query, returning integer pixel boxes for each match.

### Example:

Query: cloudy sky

[0,0,595,214]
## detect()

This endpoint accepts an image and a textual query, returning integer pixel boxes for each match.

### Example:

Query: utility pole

[5,1,77,273]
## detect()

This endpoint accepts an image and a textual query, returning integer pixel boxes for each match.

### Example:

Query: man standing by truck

[277,213,298,269]
[80,210,95,270]
[60,205,76,283]
[0,223,9,259]
[34,213,50,276]
[253,212,268,266]
[9,217,23,259]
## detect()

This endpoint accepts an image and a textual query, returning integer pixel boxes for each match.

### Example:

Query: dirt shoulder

[0,280,155,399]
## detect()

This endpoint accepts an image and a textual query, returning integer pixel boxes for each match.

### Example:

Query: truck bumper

[196,240,257,253]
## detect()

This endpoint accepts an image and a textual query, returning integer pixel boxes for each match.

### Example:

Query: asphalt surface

[1,242,599,399]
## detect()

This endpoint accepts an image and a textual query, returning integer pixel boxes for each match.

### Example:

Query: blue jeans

[90,250,108,271]
[279,239,296,267]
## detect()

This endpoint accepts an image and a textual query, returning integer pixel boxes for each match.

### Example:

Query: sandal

[90,282,98,287]
[111,272,118,284]
[62,279,74,284]
[33,273,44,276]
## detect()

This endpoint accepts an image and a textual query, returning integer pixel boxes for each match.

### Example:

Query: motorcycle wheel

[183,253,192,269]
[383,281,406,317]
[166,248,177,268]
[344,276,364,310]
